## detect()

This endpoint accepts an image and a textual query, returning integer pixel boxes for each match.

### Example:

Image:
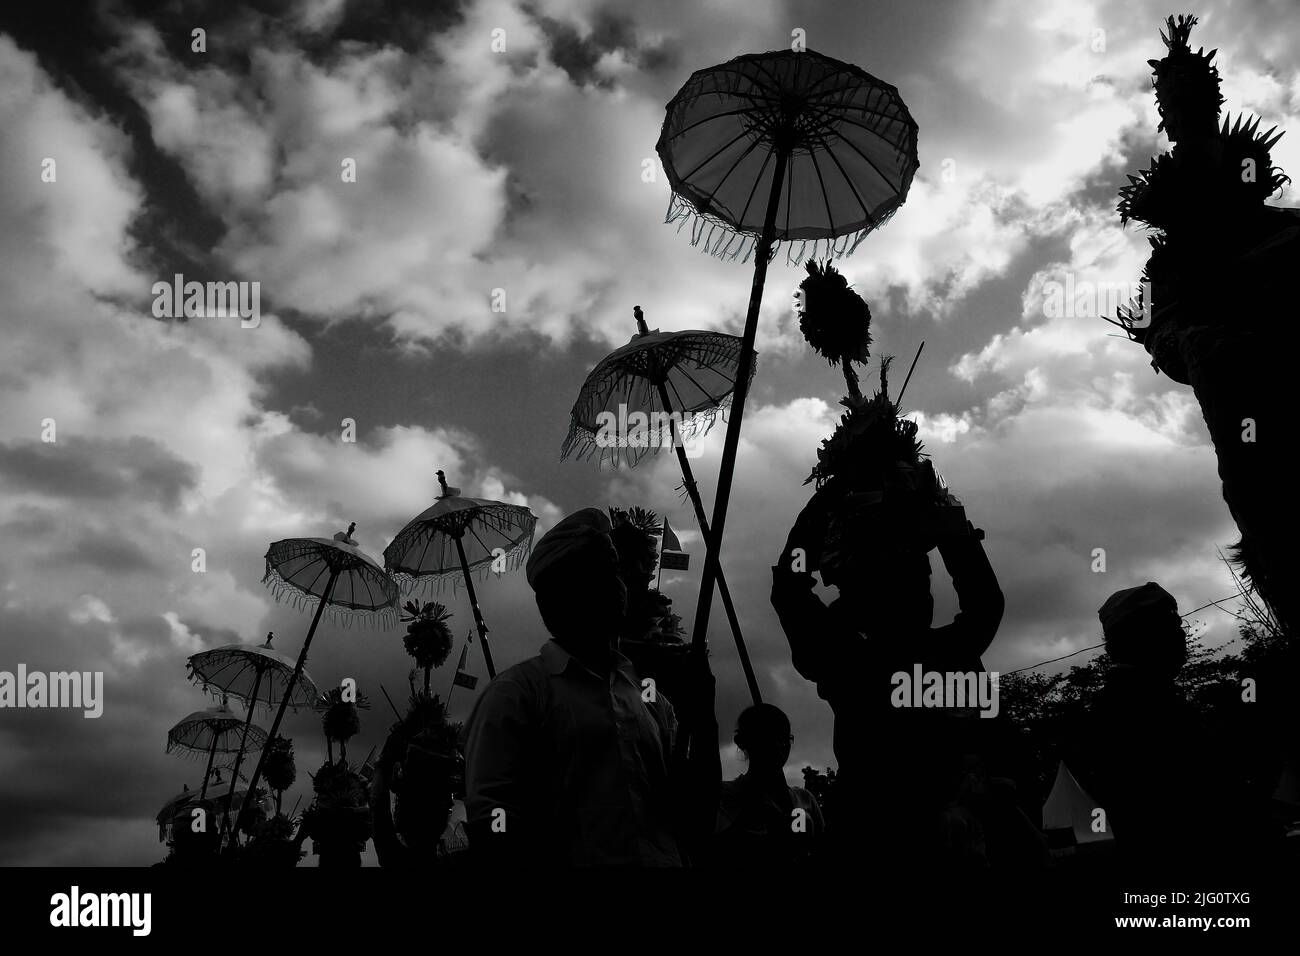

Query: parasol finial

[435,471,461,498]
[634,305,649,336]
[262,630,274,647]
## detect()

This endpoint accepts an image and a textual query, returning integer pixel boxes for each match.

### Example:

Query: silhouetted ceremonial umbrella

[157,771,249,841]
[187,631,319,843]
[384,472,537,679]
[237,523,399,829]
[166,701,268,801]
[656,48,918,648]
[561,305,761,703]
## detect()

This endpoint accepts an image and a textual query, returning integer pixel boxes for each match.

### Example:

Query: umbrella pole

[218,667,265,846]
[655,380,761,704]
[453,535,497,679]
[236,569,339,840]
[688,144,790,650]
[198,735,219,801]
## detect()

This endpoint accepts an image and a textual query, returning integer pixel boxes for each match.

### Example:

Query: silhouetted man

[714,703,824,867]
[771,482,1004,869]
[463,508,716,865]
[1079,582,1262,874]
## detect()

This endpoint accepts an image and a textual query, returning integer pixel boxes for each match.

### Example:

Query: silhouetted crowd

[461,495,1294,876]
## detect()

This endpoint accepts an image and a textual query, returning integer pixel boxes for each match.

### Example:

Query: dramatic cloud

[0,0,1293,863]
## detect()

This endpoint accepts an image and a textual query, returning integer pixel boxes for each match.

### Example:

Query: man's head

[1099,581,1185,676]
[526,508,627,646]
[734,703,792,773]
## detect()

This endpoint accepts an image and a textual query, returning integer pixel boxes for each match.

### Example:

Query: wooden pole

[689,144,790,650]
[218,666,264,843]
[454,535,496,679]
[235,568,338,840]
[198,734,219,801]
[639,315,760,703]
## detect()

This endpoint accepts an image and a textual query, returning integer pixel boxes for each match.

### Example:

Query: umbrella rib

[818,128,905,206]
[797,64,850,101]
[301,560,329,602]
[803,105,911,143]
[808,144,840,233]
[679,126,757,184]
[745,55,789,94]
[784,146,794,235]
[814,129,876,220]
[467,524,493,560]
[674,363,727,407]
[406,524,435,578]
[698,134,766,209]
[669,107,772,140]
[735,149,775,229]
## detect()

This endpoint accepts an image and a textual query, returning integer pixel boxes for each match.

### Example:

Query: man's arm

[463,675,537,866]
[930,518,1004,660]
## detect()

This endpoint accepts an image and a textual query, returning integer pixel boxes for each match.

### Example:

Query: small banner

[453,671,479,690]
[660,550,690,571]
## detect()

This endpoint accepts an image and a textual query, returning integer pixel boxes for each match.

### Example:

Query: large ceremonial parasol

[384,472,537,679]
[561,305,762,703]
[166,701,268,802]
[187,631,319,845]
[656,48,918,647]
[237,522,399,830]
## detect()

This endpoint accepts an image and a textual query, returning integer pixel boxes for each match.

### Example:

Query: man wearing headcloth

[1075,582,1264,873]
[463,508,718,866]
[771,471,1011,870]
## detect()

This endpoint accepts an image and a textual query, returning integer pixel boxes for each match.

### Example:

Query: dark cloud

[530,6,675,87]
[0,437,197,509]
[40,530,164,575]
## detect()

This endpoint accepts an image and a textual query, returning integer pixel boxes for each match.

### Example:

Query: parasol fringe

[391,533,533,598]
[262,566,399,630]
[560,394,741,470]
[665,194,886,265]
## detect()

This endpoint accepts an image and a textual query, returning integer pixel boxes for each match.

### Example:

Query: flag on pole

[662,517,683,552]
[660,516,690,571]
[453,642,478,690]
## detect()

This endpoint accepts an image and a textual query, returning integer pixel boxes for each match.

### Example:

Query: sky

[0,0,1297,865]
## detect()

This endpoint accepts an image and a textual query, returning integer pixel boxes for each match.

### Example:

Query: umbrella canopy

[657,48,918,655]
[560,306,762,704]
[264,530,400,628]
[188,632,319,844]
[237,523,398,841]
[384,494,536,591]
[166,704,267,757]
[560,324,756,469]
[157,782,249,825]
[187,636,319,713]
[384,473,537,679]
[658,48,918,263]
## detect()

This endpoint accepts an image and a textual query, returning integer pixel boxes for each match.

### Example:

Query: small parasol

[561,305,761,703]
[383,472,537,679]
[236,522,399,833]
[166,701,268,802]
[657,48,918,649]
[187,630,319,845]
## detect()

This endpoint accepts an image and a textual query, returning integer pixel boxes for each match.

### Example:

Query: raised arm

[930,516,1004,660]
[770,484,862,685]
